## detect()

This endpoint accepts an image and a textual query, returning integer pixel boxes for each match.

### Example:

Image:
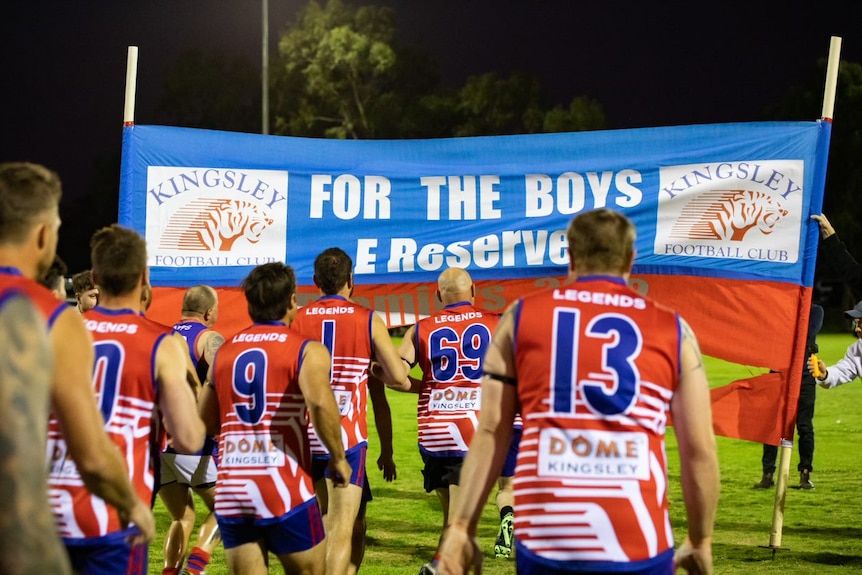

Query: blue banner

[119,122,829,288]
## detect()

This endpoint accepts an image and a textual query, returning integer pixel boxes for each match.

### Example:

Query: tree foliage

[271,0,605,139]
[273,0,401,138]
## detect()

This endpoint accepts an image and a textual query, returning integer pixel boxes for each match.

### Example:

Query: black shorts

[421,453,464,492]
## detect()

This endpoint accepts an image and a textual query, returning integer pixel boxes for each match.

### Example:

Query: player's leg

[494,427,519,558]
[796,373,817,488]
[324,481,363,574]
[494,476,515,559]
[347,478,372,575]
[219,520,268,575]
[224,541,269,575]
[159,481,196,574]
[268,498,327,575]
[183,457,220,574]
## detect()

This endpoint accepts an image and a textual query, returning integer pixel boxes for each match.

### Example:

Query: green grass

[148,332,862,574]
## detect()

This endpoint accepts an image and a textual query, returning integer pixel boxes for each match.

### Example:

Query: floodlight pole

[262,0,270,135]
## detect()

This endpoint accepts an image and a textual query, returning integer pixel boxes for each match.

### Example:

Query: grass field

[147,332,862,574]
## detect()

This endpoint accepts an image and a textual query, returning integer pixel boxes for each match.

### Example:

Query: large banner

[119,121,831,445]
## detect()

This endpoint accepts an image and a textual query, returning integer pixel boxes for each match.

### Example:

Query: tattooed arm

[671,316,719,575]
[0,294,71,574]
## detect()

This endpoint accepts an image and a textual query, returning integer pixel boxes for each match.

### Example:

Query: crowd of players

[5,159,765,575]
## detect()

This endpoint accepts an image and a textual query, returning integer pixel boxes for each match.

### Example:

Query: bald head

[181,285,219,326]
[437,267,474,305]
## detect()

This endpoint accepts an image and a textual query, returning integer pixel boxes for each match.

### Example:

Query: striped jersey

[292,295,374,456]
[47,307,170,539]
[415,301,499,456]
[511,276,681,568]
[211,322,316,520]
[0,267,67,328]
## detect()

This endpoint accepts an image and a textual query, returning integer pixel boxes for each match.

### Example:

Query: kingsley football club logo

[654,160,804,264]
[146,167,288,268]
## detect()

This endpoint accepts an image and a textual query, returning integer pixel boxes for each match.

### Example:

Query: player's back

[292,295,374,454]
[415,301,499,456]
[48,307,170,539]
[512,276,681,566]
[211,322,316,520]
[173,319,210,382]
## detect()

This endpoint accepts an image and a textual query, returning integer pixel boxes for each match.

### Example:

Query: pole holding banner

[124,46,139,126]
[822,36,842,121]
[766,34,842,556]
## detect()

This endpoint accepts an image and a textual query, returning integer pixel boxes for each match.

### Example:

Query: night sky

[2,0,861,269]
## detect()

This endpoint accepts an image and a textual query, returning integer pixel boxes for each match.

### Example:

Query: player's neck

[97,293,143,312]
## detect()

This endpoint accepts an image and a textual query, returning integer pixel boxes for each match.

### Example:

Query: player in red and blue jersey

[395,267,499,543]
[47,224,204,575]
[434,209,719,575]
[292,247,408,575]
[198,261,350,575]
[0,163,156,570]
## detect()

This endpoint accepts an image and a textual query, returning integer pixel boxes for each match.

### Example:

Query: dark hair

[242,262,296,322]
[90,224,147,297]
[313,247,352,295]
[39,255,68,291]
[71,269,95,295]
[0,162,62,244]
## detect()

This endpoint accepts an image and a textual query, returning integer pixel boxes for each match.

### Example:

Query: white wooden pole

[766,35,842,554]
[822,36,842,121]
[768,440,793,548]
[124,46,139,126]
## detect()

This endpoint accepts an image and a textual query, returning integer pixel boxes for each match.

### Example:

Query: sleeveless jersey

[512,276,682,567]
[172,319,210,384]
[169,319,218,457]
[211,322,316,520]
[292,295,374,456]
[415,302,499,457]
[47,307,170,540]
[0,267,67,328]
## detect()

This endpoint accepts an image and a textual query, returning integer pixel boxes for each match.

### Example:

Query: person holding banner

[0,163,156,565]
[809,300,862,389]
[753,303,823,490]
[812,213,862,298]
[389,268,501,554]
[431,208,720,575]
[291,247,408,575]
[198,261,350,575]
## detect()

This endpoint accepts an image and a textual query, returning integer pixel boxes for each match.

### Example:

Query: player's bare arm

[0,296,72,575]
[174,333,202,397]
[370,314,411,390]
[300,341,352,486]
[368,376,397,481]
[671,317,719,575]
[201,330,225,371]
[382,324,422,393]
[197,378,221,437]
[156,333,206,454]
[49,308,155,543]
